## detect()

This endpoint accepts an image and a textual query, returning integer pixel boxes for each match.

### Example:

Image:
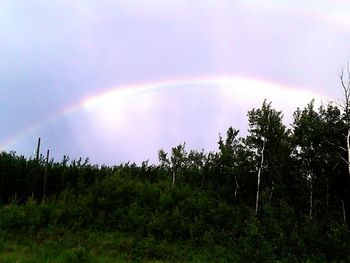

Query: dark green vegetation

[1,100,350,262]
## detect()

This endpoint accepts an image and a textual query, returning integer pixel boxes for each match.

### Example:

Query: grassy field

[0,230,242,263]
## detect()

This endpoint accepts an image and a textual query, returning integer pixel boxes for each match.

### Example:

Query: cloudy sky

[1,0,349,164]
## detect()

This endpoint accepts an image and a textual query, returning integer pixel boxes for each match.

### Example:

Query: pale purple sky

[1,1,349,164]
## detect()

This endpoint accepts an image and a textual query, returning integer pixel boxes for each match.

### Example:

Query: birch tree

[158,143,187,187]
[338,65,350,224]
[340,65,350,179]
[319,102,347,221]
[293,102,317,218]
[246,101,288,214]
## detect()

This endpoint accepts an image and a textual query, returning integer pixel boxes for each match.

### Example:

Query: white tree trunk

[172,170,176,187]
[347,128,350,176]
[344,128,349,224]
[341,199,347,224]
[269,180,275,201]
[234,175,239,197]
[309,174,313,218]
[255,140,266,214]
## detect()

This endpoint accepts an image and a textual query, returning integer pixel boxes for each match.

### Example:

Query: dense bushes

[0,165,349,261]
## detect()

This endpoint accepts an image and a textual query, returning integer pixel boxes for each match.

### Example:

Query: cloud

[0,1,348,164]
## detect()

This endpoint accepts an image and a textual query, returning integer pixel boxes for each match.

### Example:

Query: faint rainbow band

[0,76,323,151]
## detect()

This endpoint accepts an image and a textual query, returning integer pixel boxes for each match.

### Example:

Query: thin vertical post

[32,137,41,199]
[43,149,49,201]
[36,138,41,162]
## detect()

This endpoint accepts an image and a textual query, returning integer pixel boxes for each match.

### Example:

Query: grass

[0,231,135,263]
[0,229,241,262]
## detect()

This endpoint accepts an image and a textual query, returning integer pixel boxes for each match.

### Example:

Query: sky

[1,0,350,165]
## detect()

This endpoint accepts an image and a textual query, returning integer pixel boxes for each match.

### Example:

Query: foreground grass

[0,231,126,263]
[0,229,243,263]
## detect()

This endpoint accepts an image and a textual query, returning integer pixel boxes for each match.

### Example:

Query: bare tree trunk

[36,138,41,162]
[309,174,313,219]
[32,137,41,199]
[269,180,275,201]
[255,140,266,214]
[172,170,176,187]
[347,129,350,176]
[326,176,329,211]
[340,67,350,178]
[338,65,350,226]
[234,175,239,197]
[43,149,49,201]
[341,199,347,224]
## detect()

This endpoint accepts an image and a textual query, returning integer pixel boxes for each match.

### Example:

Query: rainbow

[0,76,324,152]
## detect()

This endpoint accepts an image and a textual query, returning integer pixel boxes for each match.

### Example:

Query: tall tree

[186,149,206,186]
[293,101,324,218]
[170,143,187,187]
[336,65,350,223]
[245,100,290,214]
[340,65,350,180]
[158,143,187,187]
[218,127,241,198]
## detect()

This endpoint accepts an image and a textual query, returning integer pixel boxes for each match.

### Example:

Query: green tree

[293,101,324,218]
[245,100,290,214]
[158,143,187,187]
[218,127,241,198]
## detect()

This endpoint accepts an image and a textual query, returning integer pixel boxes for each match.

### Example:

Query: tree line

[1,98,350,223]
